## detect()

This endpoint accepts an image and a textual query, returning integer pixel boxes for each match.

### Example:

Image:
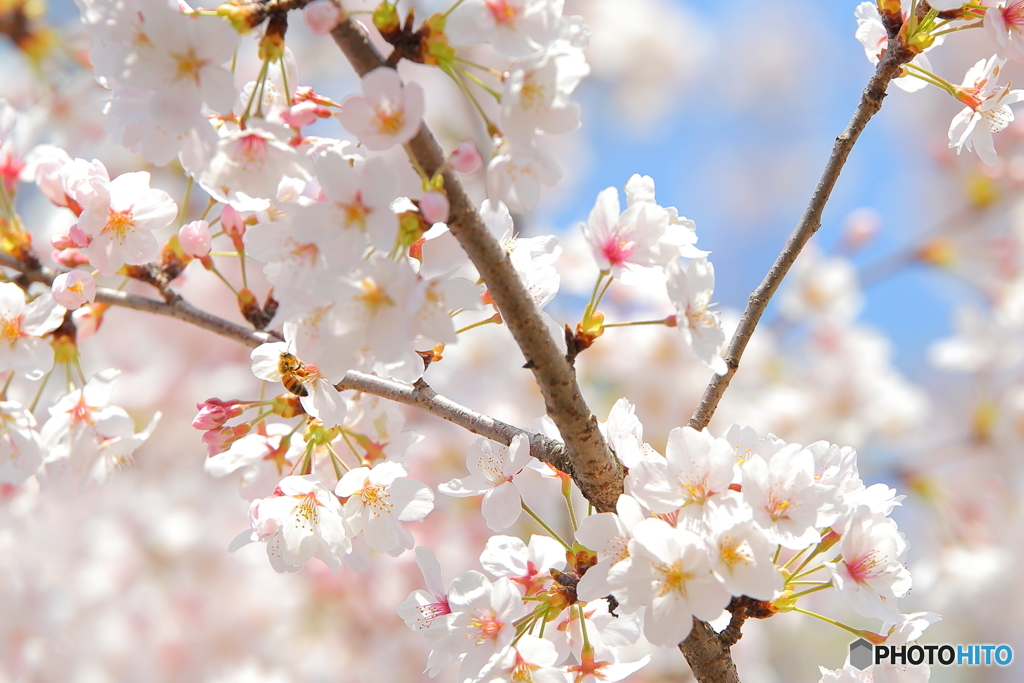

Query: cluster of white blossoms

[855,1,1024,166]
[13,0,1024,681]
[398,401,936,682]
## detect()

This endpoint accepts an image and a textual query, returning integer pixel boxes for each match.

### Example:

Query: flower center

[469,609,504,643]
[718,535,754,570]
[173,47,208,86]
[359,482,394,517]
[655,559,692,597]
[486,0,519,24]
[845,549,885,585]
[103,210,136,244]
[0,316,21,344]
[357,278,394,313]
[373,103,405,135]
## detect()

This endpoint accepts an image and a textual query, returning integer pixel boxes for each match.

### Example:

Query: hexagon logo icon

[849,638,874,670]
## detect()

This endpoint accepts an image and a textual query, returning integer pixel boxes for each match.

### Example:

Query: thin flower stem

[325,440,350,477]
[177,177,194,228]
[443,0,468,18]
[521,501,572,551]
[199,198,218,221]
[593,276,613,312]
[0,370,13,399]
[932,21,983,36]
[601,318,672,329]
[445,65,500,127]
[279,56,291,106]
[457,65,502,101]
[789,563,828,582]
[454,56,504,78]
[577,604,592,650]
[455,314,500,335]
[773,545,782,565]
[208,262,240,296]
[28,367,53,413]
[788,581,833,599]
[782,547,807,569]
[791,607,865,639]
[564,483,579,532]
[582,272,606,324]
[72,356,87,385]
[241,59,269,124]
[403,144,430,184]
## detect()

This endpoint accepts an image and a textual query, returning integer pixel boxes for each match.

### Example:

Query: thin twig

[0,253,277,348]
[329,16,622,514]
[687,42,915,434]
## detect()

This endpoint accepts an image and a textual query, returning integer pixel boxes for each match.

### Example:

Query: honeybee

[278,351,310,397]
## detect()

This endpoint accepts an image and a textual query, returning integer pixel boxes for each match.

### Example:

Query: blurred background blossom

[1,0,1022,682]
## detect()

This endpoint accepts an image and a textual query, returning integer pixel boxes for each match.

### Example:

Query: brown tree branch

[676,35,915,683]
[329,15,622,513]
[0,252,569,468]
[687,43,914,434]
[0,253,278,348]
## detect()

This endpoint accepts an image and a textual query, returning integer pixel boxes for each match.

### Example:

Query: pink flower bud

[51,234,75,249]
[52,248,90,268]
[69,224,90,247]
[221,205,245,242]
[192,398,245,430]
[281,101,322,128]
[51,270,96,310]
[449,141,483,174]
[420,190,450,224]
[304,0,341,35]
[178,219,212,257]
[202,423,251,457]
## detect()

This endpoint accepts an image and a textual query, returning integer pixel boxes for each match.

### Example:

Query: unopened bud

[179,220,212,258]
[449,140,482,174]
[420,190,450,224]
[52,248,89,268]
[304,0,341,35]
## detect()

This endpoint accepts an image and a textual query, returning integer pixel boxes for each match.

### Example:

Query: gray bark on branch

[329,16,623,514]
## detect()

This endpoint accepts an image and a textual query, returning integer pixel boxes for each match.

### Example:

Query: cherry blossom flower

[398,547,455,675]
[828,506,911,623]
[41,369,159,487]
[741,443,837,549]
[250,325,347,428]
[626,426,737,520]
[0,401,43,486]
[703,499,782,600]
[582,175,704,284]
[338,67,425,151]
[335,460,434,554]
[118,5,237,115]
[487,136,561,212]
[308,149,399,255]
[199,118,313,206]
[204,423,301,500]
[479,534,565,595]
[0,284,65,380]
[446,0,563,58]
[986,2,1024,61]
[607,517,731,645]
[665,257,727,374]
[77,170,178,276]
[599,398,646,468]
[233,474,351,574]
[51,271,96,310]
[438,433,532,531]
[501,40,589,139]
[574,494,645,603]
[433,571,529,682]
[854,2,939,93]
[479,635,569,683]
[948,55,1024,166]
